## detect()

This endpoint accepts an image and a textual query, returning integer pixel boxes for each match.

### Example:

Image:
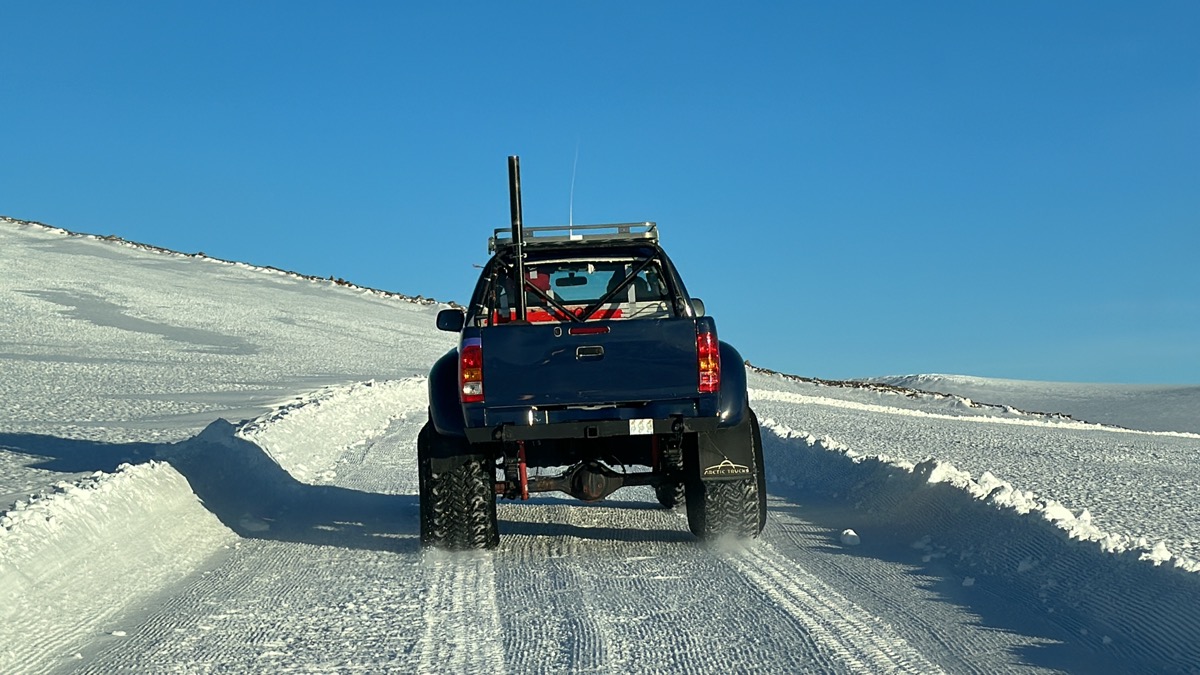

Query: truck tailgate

[481,319,698,407]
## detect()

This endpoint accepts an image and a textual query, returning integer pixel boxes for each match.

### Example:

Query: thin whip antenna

[568,143,579,233]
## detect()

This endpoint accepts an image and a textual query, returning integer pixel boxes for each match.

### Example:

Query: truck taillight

[697,328,720,394]
[460,338,484,403]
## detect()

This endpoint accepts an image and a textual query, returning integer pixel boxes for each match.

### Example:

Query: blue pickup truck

[418,157,765,549]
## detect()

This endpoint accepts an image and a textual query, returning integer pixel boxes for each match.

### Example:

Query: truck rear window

[481,259,675,325]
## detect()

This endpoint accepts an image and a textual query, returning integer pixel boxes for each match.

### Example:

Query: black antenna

[508,155,527,322]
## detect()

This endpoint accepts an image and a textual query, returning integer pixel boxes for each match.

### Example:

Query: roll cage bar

[493,255,659,324]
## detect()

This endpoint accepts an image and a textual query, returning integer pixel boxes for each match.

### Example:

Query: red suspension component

[697,326,720,394]
[517,441,529,500]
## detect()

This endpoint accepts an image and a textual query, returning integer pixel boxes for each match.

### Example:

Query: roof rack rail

[489,222,658,253]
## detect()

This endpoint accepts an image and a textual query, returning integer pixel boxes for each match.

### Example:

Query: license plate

[629,419,654,435]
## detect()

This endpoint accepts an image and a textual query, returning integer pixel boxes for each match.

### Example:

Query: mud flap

[684,408,766,539]
[693,413,756,481]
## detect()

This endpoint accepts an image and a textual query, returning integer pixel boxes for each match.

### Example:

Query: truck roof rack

[489,222,658,253]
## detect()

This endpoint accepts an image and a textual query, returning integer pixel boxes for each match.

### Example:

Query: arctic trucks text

[418,156,766,549]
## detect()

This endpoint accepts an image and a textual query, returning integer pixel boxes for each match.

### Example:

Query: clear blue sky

[3,2,1197,384]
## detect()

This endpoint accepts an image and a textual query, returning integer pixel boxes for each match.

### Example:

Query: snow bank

[759,419,1200,671]
[238,378,428,484]
[0,462,236,672]
[761,417,1200,573]
[0,377,423,672]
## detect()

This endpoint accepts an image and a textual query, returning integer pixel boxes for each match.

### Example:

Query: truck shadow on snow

[1,421,420,554]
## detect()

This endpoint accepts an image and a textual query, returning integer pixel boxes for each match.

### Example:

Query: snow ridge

[757,415,1199,572]
[0,462,236,673]
[758,417,1200,671]
[0,377,431,673]
[238,378,428,484]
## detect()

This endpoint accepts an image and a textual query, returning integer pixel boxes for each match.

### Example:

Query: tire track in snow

[416,552,507,674]
[761,506,1029,675]
[492,496,930,673]
[493,503,619,674]
[718,539,945,674]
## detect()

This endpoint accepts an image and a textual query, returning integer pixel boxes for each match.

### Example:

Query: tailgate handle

[576,345,604,360]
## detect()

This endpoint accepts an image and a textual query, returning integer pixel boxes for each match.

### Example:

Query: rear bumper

[464,415,719,444]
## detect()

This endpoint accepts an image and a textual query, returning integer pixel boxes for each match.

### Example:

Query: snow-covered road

[62,382,953,674]
[42,373,1192,674]
[4,217,1200,673]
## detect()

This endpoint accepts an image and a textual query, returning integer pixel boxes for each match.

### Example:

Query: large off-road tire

[418,422,499,550]
[685,410,767,539]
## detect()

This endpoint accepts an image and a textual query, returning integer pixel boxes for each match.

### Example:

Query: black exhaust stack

[508,155,528,322]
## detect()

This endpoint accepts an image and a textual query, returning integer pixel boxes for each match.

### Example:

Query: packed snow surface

[2,216,1199,674]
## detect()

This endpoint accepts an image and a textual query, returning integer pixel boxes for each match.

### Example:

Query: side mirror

[690,298,706,317]
[436,308,466,332]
